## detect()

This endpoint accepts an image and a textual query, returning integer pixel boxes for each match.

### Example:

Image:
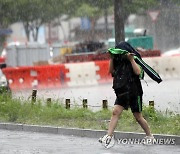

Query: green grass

[0,94,179,135]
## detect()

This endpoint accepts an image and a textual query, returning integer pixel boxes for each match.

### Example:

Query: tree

[15,0,66,42]
[114,0,125,45]
[86,0,113,39]
[1,0,179,44]
[68,0,159,42]
[15,0,48,41]
[64,0,113,40]
[123,0,158,18]
[114,0,159,44]
[75,3,103,40]
[0,0,17,48]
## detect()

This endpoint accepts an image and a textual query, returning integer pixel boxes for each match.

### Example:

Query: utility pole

[114,0,125,45]
[48,23,51,44]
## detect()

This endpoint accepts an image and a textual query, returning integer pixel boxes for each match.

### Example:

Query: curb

[0,123,179,145]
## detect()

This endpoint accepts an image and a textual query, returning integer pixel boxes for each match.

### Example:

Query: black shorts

[114,88,142,113]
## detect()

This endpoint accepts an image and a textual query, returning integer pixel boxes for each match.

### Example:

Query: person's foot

[143,135,155,145]
[98,134,109,143]
[98,134,115,148]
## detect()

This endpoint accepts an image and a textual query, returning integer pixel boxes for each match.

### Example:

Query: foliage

[0,0,179,43]
[123,0,158,18]
[14,0,66,41]
[0,0,17,47]
[0,0,17,27]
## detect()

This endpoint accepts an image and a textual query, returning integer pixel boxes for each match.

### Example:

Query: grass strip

[0,94,179,135]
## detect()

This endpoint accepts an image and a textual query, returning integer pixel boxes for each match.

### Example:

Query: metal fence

[6,44,62,67]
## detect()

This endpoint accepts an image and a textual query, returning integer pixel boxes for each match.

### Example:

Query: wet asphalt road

[0,129,180,154]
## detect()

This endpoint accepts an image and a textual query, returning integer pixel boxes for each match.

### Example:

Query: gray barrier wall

[6,44,62,67]
[5,46,17,67]
[52,45,61,57]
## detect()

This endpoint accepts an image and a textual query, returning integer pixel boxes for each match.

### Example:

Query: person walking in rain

[99,41,155,148]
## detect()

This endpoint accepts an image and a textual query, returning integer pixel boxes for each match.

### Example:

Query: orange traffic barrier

[95,60,112,84]
[2,66,34,90]
[33,65,69,89]
[2,65,70,90]
[0,57,5,63]
[2,52,162,91]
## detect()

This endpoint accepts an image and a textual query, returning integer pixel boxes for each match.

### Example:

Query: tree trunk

[0,36,6,51]
[34,27,39,42]
[114,0,125,45]
[23,22,30,41]
[32,29,35,42]
[60,23,66,41]
[104,6,108,40]
[58,18,66,41]
[90,18,96,40]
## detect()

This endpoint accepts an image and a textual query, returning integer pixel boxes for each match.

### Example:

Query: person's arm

[126,53,141,75]
[109,58,114,76]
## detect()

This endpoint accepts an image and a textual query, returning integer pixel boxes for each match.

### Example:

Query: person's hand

[126,53,135,62]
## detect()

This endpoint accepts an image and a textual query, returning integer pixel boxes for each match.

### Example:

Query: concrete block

[0,123,7,129]
[58,127,73,135]
[23,125,41,132]
[154,134,180,145]
[116,131,145,140]
[23,125,58,134]
[5,123,23,131]
[1,123,179,145]
[84,129,106,138]
[37,126,58,134]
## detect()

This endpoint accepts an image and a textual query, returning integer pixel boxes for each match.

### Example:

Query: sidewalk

[0,129,179,154]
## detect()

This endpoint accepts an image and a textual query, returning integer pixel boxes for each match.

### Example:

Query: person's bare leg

[133,112,152,136]
[107,105,124,136]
